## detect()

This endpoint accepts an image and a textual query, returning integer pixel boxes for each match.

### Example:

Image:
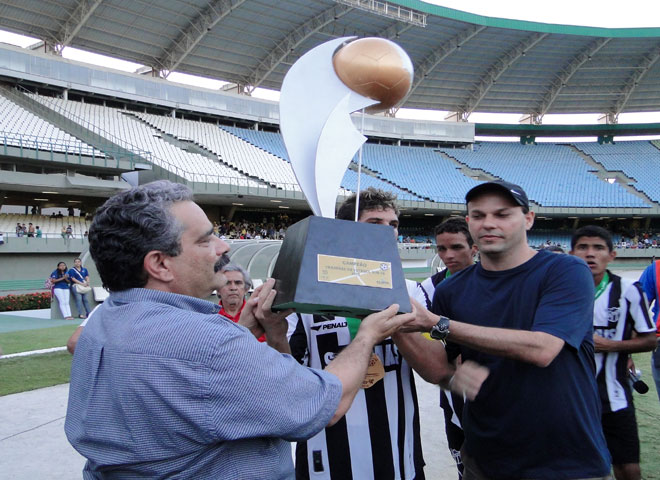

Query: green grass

[0,324,77,355]
[0,351,72,396]
[631,351,660,479]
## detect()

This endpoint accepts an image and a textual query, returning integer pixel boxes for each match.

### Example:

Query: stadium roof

[0,0,659,119]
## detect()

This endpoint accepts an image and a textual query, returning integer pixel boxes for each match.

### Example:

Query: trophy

[272,37,414,317]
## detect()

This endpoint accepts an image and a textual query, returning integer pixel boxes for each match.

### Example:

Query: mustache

[214,254,231,273]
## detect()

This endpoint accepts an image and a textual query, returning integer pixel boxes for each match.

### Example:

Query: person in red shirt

[218,263,265,342]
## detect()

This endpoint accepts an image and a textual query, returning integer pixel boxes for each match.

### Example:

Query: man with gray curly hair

[65,180,414,479]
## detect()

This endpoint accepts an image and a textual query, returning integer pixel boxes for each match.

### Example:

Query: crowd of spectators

[617,231,660,249]
[212,213,295,240]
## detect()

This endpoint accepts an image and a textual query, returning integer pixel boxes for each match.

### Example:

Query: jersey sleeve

[207,326,340,442]
[531,257,594,350]
[626,281,655,334]
[639,264,657,308]
[287,312,310,366]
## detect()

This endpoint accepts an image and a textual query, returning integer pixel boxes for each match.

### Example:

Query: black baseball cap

[465,180,530,210]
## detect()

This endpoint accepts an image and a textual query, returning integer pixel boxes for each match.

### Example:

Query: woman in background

[50,261,73,319]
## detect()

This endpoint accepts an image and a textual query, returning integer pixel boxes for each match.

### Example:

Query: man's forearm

[594,333,656,354]
[392,332,452,384]
[264,327,292,354]
[448,321,564,368]
[324,334,375,425]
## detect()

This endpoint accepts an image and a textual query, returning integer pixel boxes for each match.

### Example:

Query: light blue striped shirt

[66,288,341,479]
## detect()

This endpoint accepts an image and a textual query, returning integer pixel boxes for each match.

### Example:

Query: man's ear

[524,210,535,231]
[143,251,175,283]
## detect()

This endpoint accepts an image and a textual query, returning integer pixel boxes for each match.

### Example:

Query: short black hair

[336,187,399,221]
[434,217,473,247]
[571,225,614,252]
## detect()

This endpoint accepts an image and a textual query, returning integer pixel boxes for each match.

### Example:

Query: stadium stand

[441,143,651,208]
[131,113,300,190]
[360,143,481,203]
[221,126,290,162]
[216,125,424,201]
[0,92,102,157]
[573,141,660,203]
[0,214,91,238]
[27,95,263,187]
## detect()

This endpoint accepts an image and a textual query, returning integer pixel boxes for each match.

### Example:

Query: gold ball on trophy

[333,37,414,113]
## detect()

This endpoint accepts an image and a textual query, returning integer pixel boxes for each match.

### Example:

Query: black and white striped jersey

[594,272,655,413]
[286,280,426,480]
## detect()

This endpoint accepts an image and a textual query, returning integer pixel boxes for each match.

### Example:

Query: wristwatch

[430,316,450,341]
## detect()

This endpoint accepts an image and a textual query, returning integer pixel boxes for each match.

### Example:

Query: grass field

[631,351,660,479]
[0,324,77,355]
[0,351,72,396]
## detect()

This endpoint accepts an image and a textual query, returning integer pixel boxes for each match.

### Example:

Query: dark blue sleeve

[639,263,656,306]
[50,270,59,279]
[431,281,450,317]
[531,257,594,350]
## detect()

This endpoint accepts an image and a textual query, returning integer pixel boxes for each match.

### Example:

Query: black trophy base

[271,216,411,318]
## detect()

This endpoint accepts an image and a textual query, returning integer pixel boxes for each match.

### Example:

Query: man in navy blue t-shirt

[395,180,611,479]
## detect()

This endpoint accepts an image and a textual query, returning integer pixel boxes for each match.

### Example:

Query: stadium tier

[440,143,651,208]
[0,94,102,157]
[27,95,262,187]
[361,144,480,203]
[1,91,658,209]
[218,125,424,201]
[574,142,660,203]
[132,113,300,189]
[0,214,91,238]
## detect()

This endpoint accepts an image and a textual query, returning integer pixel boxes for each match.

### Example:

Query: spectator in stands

[56,211,63,218]
[66,225,74,238]
[68,206,75,216]
[50,261,74,320]
[68,258,92,319]
[15,223,24,237]
[61,226,67,238]
[639,261,660,402]
[217,263,264,342]
[0,232,4,245]
[66,180,413,478]
[27,223,35,237]
[570,226,656,480]
[35,226,42,238]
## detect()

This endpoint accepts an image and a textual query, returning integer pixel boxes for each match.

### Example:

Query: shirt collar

[108,288,221,315]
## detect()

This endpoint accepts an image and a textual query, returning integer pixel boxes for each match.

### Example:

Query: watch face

[430,316,449,340]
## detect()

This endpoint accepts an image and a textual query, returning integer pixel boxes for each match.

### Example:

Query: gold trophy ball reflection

[333,37,413,113]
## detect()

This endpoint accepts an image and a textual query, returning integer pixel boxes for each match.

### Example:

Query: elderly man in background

[66,180,413,479]
[218,262,265,342]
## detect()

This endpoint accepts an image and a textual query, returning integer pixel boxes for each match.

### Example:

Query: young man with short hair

[395,180,611,479]
[288,188,482,480]
[570,225,656,480]
[418,217,477,479]
[287,187,429,479]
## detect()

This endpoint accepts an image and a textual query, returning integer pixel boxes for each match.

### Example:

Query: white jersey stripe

[345,389,374,480]
[306,426,330,479]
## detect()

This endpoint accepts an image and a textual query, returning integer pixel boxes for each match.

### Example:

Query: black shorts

[601,406,640,465]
